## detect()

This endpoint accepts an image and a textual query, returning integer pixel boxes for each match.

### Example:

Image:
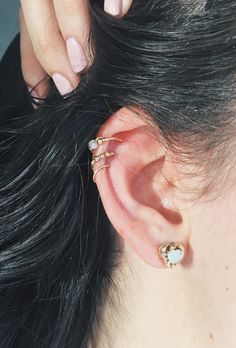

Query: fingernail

[66,37,87,73]
[104,0,121,16]
[52,73,74,95]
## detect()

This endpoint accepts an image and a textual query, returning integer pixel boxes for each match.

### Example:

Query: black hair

[0,0,236,347]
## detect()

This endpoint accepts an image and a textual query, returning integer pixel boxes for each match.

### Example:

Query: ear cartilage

[159,242,185,268]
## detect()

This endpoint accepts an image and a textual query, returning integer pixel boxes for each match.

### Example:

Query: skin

[19,0,133,98]
[87,107,236,348]
[19,2,236,346]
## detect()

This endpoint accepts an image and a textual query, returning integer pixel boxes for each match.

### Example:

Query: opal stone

[88,139,98,151]
[167,249,183,265]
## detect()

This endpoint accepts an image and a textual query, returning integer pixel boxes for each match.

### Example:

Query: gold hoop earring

[88,136,122,183]
[91,152,114,169]
[88,136,122,152]
[92,164,111,183]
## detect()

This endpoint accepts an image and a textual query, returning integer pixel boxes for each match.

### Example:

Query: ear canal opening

[130,157,183,225]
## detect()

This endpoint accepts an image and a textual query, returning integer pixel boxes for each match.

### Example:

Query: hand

[19,0,133,98]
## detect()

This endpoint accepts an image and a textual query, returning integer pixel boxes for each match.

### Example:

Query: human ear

[89,107,190,268]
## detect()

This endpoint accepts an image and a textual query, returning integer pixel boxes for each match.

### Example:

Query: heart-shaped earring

[159,242,185,268]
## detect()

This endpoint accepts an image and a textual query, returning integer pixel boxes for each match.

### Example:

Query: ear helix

[88,136,123,183]
[88,136,186,268]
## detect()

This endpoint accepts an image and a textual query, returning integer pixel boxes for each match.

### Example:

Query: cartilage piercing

[88,136,123,152]
[88,136,122,183]
[91,152,114,169]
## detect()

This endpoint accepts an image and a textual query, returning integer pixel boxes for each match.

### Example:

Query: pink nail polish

[66,37,87,73]
[52,73,74,95]
[104,0,121,16]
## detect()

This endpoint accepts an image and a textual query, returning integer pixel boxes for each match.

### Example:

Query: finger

[104,0,133,16]
[19,7,48,101]
[120,0,133,15]
[20,0,80,95]
[53,0,90,73]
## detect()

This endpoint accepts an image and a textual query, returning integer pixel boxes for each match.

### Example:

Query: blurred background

[0,0,19,59]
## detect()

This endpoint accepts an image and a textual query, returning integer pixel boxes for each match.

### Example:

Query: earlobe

[88,107,190,268]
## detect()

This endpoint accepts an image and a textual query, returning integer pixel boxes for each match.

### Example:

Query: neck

[95,193,236,348]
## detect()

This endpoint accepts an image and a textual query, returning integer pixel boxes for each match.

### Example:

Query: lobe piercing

[159,241,185,268]
[88,136,122,183]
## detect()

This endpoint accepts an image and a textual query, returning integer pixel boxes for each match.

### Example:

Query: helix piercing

[92,164,111,183]
[91,152,114,169]
[159,241,185,268]
[88,136,122,183]
[88,136,123,152]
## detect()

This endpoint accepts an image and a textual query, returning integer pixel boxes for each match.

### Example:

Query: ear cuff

[88,136,123,182]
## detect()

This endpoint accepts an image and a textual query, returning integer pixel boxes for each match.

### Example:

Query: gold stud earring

[159,242,185,268]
